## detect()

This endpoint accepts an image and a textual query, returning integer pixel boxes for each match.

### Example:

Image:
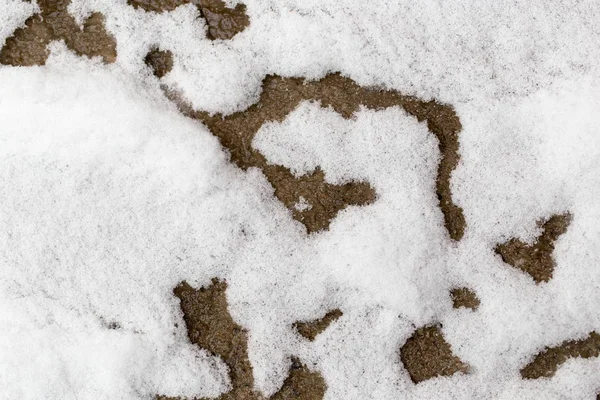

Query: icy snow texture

[1,0,600,399]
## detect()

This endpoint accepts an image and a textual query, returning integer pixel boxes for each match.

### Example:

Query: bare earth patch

[145,48,174,79]
[0,0,116,66]
[400,325,469,384]
[450,288,480,310]
[160,279,327,399]
[496,213,572,283]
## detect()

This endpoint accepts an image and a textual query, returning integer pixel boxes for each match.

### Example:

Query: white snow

[293,197,312,212]
[1,0,600,399]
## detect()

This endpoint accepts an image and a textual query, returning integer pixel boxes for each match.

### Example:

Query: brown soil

[293,309,343,341]
[162,279,327,399]
[145,48,174,78]
[399,325,469,384]
[521,331,600,379]
[495,213,572,283]
[128,0,249,40]
[269,358,326,400]
[173,279,256,398]
[450,288,480,310]
[0,0,116,66]
[151,49,465,238]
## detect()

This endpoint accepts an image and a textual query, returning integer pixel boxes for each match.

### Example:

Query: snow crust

[1,0,600,399]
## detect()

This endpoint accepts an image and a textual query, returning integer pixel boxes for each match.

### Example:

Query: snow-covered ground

[1,0,600,399]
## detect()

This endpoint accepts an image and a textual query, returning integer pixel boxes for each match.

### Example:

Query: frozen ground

[1,0,600,399]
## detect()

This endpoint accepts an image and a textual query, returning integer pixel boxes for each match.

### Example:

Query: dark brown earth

[450,288,480,310]
[145,48,174,78]
[269,358,326,400]
[172,280,255,399]
[400,325,469,384]
[128,0,249,40]
[0,0,116,66]
[521,331,600,379]
[161,279,327,399]
[293,309,343,341]
[496,213,572,283]
[149,50,466,238]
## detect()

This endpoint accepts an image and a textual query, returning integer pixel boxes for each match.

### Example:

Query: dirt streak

[156,62,465,238]
[521,331,600,379]
[293,309,343,341]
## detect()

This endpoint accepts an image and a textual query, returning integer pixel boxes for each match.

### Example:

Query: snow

[1,0,600,399]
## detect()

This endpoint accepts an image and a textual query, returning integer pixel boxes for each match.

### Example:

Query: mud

[521,331,600,379]
[161,70,465,238]
[0,0,116,66]
[495,213,572,283]
[450,288,480,310]
[162,279,327,399]
[128,0,249,40]
[400,325,469,384]
[293,309,343,341]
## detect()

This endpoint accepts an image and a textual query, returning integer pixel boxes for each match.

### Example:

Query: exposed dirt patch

[145,48,173,78]
[161,72,464,238]
[495,213,572,283]
[400,325,469,384]
[0,0,116,66]
[128,0,249,40]
[269,357,326,400]
[173,279,256,398]
[521,331,600,379]
[450,288,480,310]
[161,279,327,399]
[293,309,343,341]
